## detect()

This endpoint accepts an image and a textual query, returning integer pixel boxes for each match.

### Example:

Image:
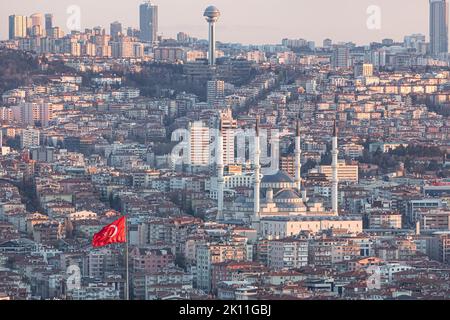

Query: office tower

[203,6,221,66]
[253,118,261,229]
[110,21,123,40]
[189,121,210,166]
[207,80,225,106]
[404,34,427,54]
[331,44,351,69]
[430,0,449,56]
[139,1,158,43]
[9,15,28,39]
[45,14,53,33]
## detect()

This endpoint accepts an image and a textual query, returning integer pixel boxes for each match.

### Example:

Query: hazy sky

[1,0,430,45]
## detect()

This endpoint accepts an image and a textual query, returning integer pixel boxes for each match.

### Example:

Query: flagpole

[125,216,129,301]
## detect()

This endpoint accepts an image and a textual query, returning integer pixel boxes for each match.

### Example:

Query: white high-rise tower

[216,120,225,221]
[203,6,221,66]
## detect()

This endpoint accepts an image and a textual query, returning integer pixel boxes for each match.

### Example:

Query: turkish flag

[92,216,126,248]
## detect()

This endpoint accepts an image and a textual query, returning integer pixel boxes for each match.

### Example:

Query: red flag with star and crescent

[92,216,126,248]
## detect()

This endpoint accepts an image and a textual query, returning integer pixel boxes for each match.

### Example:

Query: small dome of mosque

[274,189,301,200]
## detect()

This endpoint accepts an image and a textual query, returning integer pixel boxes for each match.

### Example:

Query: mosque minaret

[331,121,339,215]
[215,119,225,221]
[294,119,302,193]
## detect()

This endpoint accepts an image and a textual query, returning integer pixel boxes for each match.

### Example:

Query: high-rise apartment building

[207,80,225,106]
[21,128,40,149]
[45,14,53,34]
[30,13,43,27]
[110,21,123,40]
[29,13,44,37]
[219,109,237,166]
[189,121,211,167]
[430,0,449,56]
[332,44,351,69]
[111,37,143,58]
[139,1,158,43]
[12,102,57,127]
[9,15,28,39]
[354,63,374,78]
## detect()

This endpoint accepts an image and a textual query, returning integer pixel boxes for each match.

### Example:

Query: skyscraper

[354,63,374,78]
[8,15,28,40]
[189,121,210,167]
[139,1,158,43]
[430,0,449,56]
[219,109,237,166]
[207,80,225,106]
[110,21,123,41]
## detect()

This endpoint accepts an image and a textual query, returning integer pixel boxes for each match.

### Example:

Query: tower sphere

[204,6,221,22]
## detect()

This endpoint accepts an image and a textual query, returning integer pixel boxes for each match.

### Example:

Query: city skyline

[2,0,450,304]
[0,0,432,45]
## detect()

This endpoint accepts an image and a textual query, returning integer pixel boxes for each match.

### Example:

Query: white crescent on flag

[107,225,118,238]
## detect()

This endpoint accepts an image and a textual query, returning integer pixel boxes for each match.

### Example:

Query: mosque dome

[261,170,295,189]
[273,189,307,211]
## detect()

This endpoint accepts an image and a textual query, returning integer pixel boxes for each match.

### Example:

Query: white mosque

[215,119,363,237]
